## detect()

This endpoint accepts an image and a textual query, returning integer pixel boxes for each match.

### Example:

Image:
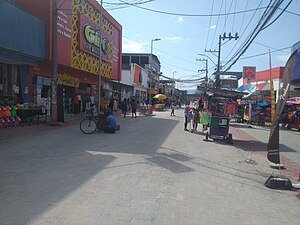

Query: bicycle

[80,107,107,134]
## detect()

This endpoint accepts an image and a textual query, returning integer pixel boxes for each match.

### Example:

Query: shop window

[41,85,50,98]
[0,63,18,105]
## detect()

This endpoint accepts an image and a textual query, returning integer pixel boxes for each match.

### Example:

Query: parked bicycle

[80,106,107,134]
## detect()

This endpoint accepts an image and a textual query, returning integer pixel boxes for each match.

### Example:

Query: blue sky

[103,0,300,90]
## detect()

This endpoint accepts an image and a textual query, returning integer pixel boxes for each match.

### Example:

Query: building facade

[0,0,46,106]
[122,53,161,100]
[1,0,122,120]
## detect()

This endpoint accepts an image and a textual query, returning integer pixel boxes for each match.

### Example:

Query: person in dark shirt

[131,98,138,118]
[121,98,128,118]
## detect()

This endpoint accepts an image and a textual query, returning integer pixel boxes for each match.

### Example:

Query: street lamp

[172,71,177,100]
[149,38,161,106]
[198,53,217,67]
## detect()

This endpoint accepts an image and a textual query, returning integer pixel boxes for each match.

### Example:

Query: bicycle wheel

[80,118,97,134]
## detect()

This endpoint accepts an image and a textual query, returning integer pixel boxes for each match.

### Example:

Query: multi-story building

[122,53,161,102]
[1,0,122,121]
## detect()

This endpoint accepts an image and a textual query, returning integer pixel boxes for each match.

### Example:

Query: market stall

[199,87,247,143]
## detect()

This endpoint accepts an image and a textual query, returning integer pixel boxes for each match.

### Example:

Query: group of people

[183,103,200,132]
[121,98,138,118]
[104,96,141,134]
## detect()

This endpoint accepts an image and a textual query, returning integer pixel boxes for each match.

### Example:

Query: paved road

[233,123,300,165]
[1,109,299,225]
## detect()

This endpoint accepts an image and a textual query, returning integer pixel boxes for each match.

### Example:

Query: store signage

[83,25,111,56]
[243,66,256,80]
[57,72,80,88]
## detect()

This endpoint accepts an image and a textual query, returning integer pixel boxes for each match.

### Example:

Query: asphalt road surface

[234,123,300,165]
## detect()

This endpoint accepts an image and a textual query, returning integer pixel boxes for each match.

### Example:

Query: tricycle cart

[205,116,233,143]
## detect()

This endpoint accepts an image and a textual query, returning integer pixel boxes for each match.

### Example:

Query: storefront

[0,1,46,128]
[15,0,122,121]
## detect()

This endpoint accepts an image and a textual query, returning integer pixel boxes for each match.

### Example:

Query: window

[122,56,129,64]
[131,56,139,64]
[141,56,149,64]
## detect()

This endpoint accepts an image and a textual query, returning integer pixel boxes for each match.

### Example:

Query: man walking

[131,98,138,118]
[121,98,128,118]
[170,101,175,116]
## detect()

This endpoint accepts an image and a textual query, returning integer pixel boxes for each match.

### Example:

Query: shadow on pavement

[145,155,193,173]
[279,144,298,152]
[1,114,192,224]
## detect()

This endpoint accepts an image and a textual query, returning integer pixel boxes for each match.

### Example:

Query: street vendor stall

[153,94,167,111]
[198,87,247,143]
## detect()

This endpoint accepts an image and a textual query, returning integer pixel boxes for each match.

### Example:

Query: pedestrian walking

[109,96,114,114]
[113,99,118,112]
[184,103,191,131]
[170,101,175,116]
[131,98,138,118]
[121,98,128,118]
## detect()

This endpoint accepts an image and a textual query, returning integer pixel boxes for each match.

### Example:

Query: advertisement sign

[79,15,111,62]
[78,13,121,80]
[57,0,72,66]
[133,64,142,85]
[243,66,256,80]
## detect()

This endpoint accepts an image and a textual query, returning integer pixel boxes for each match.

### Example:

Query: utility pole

[51,0,58,124]
[216,35,222,89]
[196,58,208,94]
[206,32,239,89]
[98,0,103,112]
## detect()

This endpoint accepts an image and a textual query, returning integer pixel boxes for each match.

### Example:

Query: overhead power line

[112,0,268,17]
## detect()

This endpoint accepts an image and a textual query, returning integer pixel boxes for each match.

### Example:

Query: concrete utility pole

[196,59,208,93]
[206,32,239,89]
[51,0,58,124]
[217,32,239,89]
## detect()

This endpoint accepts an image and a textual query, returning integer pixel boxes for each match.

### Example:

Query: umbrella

[153,94,167,100]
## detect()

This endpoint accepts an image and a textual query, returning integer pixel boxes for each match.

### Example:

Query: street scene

[1,0,300,224]
[1,109,300,225]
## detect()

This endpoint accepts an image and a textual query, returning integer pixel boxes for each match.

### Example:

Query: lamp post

[172,71,177,100]
[97,0,103,112]
[149,38,161,106]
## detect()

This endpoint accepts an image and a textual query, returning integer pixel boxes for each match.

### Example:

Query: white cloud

[122,37,146,53]
[165,36,183,42]
[206,25,216,30]
[177,16,183,23]
[276,54,290,63]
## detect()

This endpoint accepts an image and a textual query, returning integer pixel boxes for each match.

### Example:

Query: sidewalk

[230,123,300,183]
[0,109,147,141]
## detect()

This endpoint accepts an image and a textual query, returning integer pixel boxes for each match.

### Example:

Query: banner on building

[57,72,80,88]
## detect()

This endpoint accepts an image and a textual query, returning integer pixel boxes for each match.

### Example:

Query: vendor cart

[205,116,233,143]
